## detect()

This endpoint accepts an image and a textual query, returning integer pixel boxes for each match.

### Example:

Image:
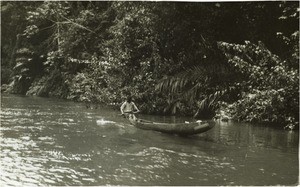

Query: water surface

[0,94,298,186]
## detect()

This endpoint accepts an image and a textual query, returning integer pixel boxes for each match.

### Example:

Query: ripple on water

[1,108,32,116]
[1,156,44,186]
[112,146,239,185]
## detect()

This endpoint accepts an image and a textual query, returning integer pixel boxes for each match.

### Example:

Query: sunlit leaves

[219,41,299,129]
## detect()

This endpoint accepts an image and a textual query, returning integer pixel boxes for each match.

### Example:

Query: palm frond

[155,65,207,94]
[194,90,223,119]
[155,63,229,116]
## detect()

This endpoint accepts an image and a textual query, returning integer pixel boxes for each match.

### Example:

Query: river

[0,94,298,186]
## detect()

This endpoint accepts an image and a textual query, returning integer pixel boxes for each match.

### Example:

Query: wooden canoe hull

[129,118,215,135]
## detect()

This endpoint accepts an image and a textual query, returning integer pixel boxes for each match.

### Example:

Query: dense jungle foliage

[1,1,299,129]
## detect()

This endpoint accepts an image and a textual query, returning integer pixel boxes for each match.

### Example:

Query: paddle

[119,111,140,118]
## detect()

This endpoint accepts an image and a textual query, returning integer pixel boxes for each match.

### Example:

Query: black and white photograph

[0,0,299,186]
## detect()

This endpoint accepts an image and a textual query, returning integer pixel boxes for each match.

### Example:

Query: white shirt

[120,101,139,114]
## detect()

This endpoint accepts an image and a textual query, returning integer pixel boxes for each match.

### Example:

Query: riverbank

[1,84,298,131]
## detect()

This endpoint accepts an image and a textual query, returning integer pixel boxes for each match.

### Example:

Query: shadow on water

[0,94,299,186]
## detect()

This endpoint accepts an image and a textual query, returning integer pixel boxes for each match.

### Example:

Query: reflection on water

[0,94,299,186]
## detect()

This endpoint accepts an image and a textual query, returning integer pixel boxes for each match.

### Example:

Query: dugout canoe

[128,118,215,135]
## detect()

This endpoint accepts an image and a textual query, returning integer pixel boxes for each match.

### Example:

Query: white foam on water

[96,118,116,125]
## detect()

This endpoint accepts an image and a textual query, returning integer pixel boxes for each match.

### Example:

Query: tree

[1,1,39,84]
[216,1,299,129]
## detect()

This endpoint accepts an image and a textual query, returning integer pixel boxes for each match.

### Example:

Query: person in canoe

[120,96,140,119]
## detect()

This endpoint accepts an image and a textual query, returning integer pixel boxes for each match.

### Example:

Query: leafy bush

[66,72,95,102]
[9,48,35,94]
[218,41,299,129]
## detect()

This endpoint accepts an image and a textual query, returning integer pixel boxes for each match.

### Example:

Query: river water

[0,94,298,186]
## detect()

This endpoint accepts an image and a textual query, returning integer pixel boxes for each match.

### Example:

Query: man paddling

[120,96,140,119]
